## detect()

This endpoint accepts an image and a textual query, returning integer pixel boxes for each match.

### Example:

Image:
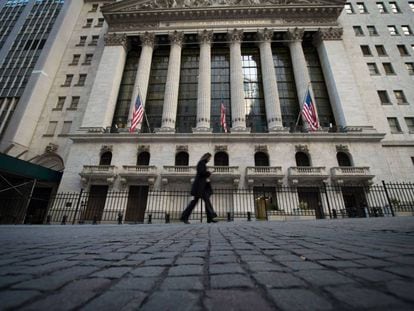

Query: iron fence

[1,182,414,224]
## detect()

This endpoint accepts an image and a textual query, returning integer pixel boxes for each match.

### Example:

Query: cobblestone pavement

[0,218,413,311]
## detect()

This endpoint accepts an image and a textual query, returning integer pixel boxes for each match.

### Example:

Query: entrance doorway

[82,185,108,222]
[25,187,53,224]
[125,186,149,223]
[297,187,324,219]
[341,186,367,218]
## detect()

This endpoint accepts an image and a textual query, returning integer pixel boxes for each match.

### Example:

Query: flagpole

[137,86,152,133]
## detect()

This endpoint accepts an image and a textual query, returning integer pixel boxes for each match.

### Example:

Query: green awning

[0,153,62,182]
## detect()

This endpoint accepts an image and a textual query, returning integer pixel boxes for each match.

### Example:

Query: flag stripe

[129,94,144,133]
[302,89,319,131]
[221,103,228,133]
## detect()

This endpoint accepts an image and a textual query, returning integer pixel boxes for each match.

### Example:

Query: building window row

[83,18,104,28]
[360,44,414,57]
[367,62,413,76]
[346,2,408,14]
[69,53,93,66]
[387,117,414,134]
[353,25,413,36]
[89,3,99,13]
[377,90,408,105]
[53,96,80,111]
[61,74,87,87]
[44,120,72,136]
[76,35,99,46]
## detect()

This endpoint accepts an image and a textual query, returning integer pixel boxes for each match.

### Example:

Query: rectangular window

[388,25,398,36]
[402,26,413,36]
[84,18,93,28]
[377,91,391,105]
[55,96,65,110]
[383,63,395,75]
[397,45,410,56]
[345,3,354,13]
[367,63,380,75]
[409,2,414,12]
[388,117,402,133]
[89,35,99,46]
[96,18,104,27]
[360,45,372,56]
[60,121,72,136]
[353,26,364,36]
[367,26,378,36]
[70,54,80,65]
[75,74,87,86]
[61,74,73,87]
[394,90,408,105]
[77,36,87,46]
[357,2,368,13]
[375,45,387,56]
[376,2,387,13]
[406,63,414,75]
[83,54,93,65]
[45,121,57,136]
[90,3,98,12]
[389,2,400,13]
[405,118,414,133]
[69,96,79,110]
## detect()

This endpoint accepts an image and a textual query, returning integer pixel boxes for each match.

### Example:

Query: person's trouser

[181,194,217,221]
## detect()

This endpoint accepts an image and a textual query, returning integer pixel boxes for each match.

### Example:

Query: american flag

[302,88,319,131]
[129,94,144,133]
[220,102,228,133]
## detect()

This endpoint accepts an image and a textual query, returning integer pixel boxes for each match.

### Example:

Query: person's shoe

[180,217,190,224]
[207,219,218,223]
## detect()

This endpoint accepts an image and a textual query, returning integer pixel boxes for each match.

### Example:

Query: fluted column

[80,33,128,131]
[128,32,155,131]
[257,29,283,131]
[158,31,184,133]
[194,30,213,133]
[314,28,372,130]
[228,29,249,132]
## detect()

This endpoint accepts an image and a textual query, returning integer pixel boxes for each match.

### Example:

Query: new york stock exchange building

[6,0,414,224]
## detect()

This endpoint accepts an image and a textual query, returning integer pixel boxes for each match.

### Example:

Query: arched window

[295,152,310,167]
[214,152,229,166]
[137,152,150,166]
[337,152,352,167]
[99,152,112,165]
[175,151,189,166]
[254,152,269,166]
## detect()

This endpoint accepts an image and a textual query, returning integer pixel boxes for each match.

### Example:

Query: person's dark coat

[190,159,213,197]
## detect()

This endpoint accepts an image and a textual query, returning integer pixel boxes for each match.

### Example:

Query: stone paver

[0,218,413,310]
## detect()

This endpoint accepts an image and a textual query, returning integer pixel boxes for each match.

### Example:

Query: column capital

[285,27,304,42]
[257,28,273,42]
[198,29,214,45]
[169,31,185,47]
[228,29,244,44]
[313,27,343,45]
[140,32,155,48]
[104,33,128,49]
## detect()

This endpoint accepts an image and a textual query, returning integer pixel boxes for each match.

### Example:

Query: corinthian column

[228,29,249,133]
[158,31,184,133]
[257,29,283,131]
[81,33,128,131]
[194,30,213,133]
[128,32,155,131]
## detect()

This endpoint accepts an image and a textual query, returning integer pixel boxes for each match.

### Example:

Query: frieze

[104,33,128,48]
[313,27,343,43]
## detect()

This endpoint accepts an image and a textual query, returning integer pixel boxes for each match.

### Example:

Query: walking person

[180,153,218,224]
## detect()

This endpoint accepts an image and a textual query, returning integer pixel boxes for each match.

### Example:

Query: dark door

[297,187,324,219]
[25,187,53,224]
[342,187,367,218]
[125,186,149,223]
[82,185,108,222]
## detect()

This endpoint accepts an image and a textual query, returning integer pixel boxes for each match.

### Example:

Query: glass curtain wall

[211,39,230,133]
[176,37,199,133]
[272,43,300,128]
[242,43,266,133]
[111,46,139,130]
[303,41,335,127]
[142,36,169,133]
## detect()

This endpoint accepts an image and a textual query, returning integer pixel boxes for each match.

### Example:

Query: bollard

[148,214,152,224]
[92,215,98,225]
[117,212,123,225]
[227,212,231,222]
[61,215,67,225]
[46,215,51,225]
[247,212,251,221]
[165,213,170,224]
[332,209,337,219]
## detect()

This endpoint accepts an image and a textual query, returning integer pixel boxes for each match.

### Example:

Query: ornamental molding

[140,31,156,47]
[336,144,349,153]
[285,27,304,41]
[228,29,244,43]
[314,27,343,43]
[215,145,228,152]
[104,33,128,49]
[176,145,189,152]
[198,29,214,44]
[45,143,58,153]
[295,144,309,153]
[255,145,268,153]
[101,145,113,154]
[257,28,273,42]
[138,145,150,152]
[169,31,185,46]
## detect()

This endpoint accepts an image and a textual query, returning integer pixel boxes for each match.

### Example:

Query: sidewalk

[0,218,413,310]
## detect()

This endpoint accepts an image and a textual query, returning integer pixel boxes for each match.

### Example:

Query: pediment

[102,0,346,12]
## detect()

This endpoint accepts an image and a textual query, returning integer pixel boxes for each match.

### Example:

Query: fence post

[227,212,231,222]
[323,182,332,219]
[262,184,269,221]
[247,212,251,221]
[72,189,84,225]
[148,214,152,224]
[200,199,203,223]
[165,213,170,223]
[22,179,37,224]
[382,180,395,217]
